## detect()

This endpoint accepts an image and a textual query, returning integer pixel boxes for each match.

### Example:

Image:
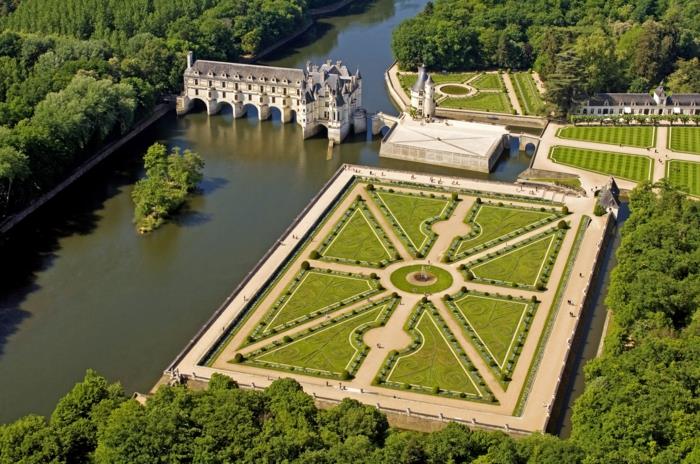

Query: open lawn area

[471,73,504,91]
[398,73,416,94]
[557,126,655,148]
[384,308,481,396]
[440,84,470,95]
[469,231,563,289]
[667,160,700,196]
[319,202,396,267]
[257,269,378,337]
[431,72,477,85]
[511,72,546,115]
[440,92,512,113]
[372,189,452,256]
[549,146,653,182]
[450,204,556,260]
[451,294,530,369]
[668,127,700,155]
[248,300,396,378]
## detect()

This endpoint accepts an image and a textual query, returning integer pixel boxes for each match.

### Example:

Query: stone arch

[524,142,537,155]
[189,96,210,114]
[241,103,261,119]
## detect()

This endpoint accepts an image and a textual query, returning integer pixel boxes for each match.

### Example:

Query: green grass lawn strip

[668,127,700,155]
[245,298,398,379]
[431,72,477,85]
[549,146,652,182]
[371,188,453,256]
[472,73,505,91]
[450,203,558,261]
[318,201,397,267]
[556,126,655,148]
[513,216,589,416]
[440,92,512,113]
[252,269,379,339]
[666,159,700,196]
[379,303,488,399]
[440,84,469,95]
[511,72,545,115]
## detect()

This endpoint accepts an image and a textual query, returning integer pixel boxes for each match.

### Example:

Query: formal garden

[206,179,581,408]
[511,72,546,116]
[556,125,656,148]
[549,146,653,182]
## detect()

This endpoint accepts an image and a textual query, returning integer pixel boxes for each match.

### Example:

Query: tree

[545,49,583,116]
[667,57,700,93]
[0,144,29,211]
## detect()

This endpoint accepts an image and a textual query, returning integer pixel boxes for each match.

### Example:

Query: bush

[283,335,292,343]
[465,272,474,281]
[340,370,352,380]
[309,250,320,259]
[536,282,546,291]
[301,261,310,270]
[531,295,538,303]
[476,197,482,204]
[451,192,458,200]
[233,353,244,363]
[432,385,440,394]
[562,205,569,214]
[366,183,375,191]
[370,272,378,279]
[557,220,569,230]
[594,202,607,216]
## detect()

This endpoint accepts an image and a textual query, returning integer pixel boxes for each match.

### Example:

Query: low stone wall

[436,107,547,129]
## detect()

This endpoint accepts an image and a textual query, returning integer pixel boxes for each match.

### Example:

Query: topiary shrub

[557,220,569,230]
[283,335,292,343]
[301,261,310,270]
[233,353,244,363]
[309,250,320,259]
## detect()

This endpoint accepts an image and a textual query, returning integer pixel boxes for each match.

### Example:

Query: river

[0,0,604,432]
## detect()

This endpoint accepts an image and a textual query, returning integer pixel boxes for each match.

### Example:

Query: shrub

[233,353,244,363]
[283,335,292,343]
[370,272,378,279]
[340,370,352,380]
[451,192,458,201]
[562,205,569,214]
[366,183,375,191]
[476,197,482,204]
[421,296,429,303]
[557,220,569,230]
[432,385,440,394]
[594,202,607,216]
[465,272,474,281]
[301,261,310,270]
[536,282,546,291]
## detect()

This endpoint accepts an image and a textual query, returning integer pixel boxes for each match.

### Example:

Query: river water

[0,0,602,430]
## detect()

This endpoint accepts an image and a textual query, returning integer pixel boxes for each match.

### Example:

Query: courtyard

[171,166,608,433]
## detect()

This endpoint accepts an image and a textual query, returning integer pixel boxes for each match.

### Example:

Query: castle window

[272,87,275,94]
[223,92,227,98]
[194,79,198,85]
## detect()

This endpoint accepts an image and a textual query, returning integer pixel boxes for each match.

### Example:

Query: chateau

[177,53,365,142]
[576,86,700,116]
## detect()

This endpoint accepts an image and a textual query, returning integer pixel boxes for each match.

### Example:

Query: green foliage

[131,143,204,233]
[391,0,698,113]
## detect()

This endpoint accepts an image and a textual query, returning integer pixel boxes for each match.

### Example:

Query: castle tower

[423,75,435,119]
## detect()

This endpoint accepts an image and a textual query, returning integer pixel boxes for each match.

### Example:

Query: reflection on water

[0,0,537,422]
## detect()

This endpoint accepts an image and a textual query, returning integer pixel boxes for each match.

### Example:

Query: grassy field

[251,303,389,377]
[667,160,700,196]
[452,204,554,259]
[526,177,582,189]
[510,72,546,115]
[668,127,700,154]
[261,270,376,335]
[440,92,513,113]
[557,126,655,148]
[549,146,653,182]
[470,233,557,287]
[471,73,504,91]
[373,190,450,254]
[386,311,480,395]
[320,206,394,266]
[389,265,453,294]
[440,84,469,95]
[453,294,529,367]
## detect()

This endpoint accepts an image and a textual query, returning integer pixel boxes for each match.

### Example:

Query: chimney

[187,51,193,69]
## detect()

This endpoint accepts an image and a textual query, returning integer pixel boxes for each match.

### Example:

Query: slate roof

[186,60,305,83]
[412,66,428,92]
[586,90,700,107]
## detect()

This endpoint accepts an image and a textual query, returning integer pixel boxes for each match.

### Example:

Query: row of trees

[0,371,584,463]
[391,0,700,114]
[132,143,204,233]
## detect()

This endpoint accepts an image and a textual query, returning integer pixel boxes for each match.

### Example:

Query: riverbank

[0,103,173,234]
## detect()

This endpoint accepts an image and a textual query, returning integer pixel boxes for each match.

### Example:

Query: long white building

[177,52,366,142]
[576,87,700,116]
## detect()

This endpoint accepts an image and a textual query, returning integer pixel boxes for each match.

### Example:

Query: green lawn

[440,84,469,95]
[557,126,655,148]
[667,160,700,196]
[386,310,480,396]
[526,177,582,189]
[260,270,377,336]
[511,72,546,115]
[373,190,451,255]
[549,146,653,182]
[469,232,560,288]
[440,92,512,113]
[451,204,555,260]
[668,127,700,155]
[431,72,477,85]
[250,302,391,378]
[320,204,395,266]
[471,73,505,91]
[452,294,529,368]
[398,73,416,94]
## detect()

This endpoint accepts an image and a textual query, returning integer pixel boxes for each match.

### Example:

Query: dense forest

[1,182,697,463]
[392,0,700,112]
[0,0,331,219]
